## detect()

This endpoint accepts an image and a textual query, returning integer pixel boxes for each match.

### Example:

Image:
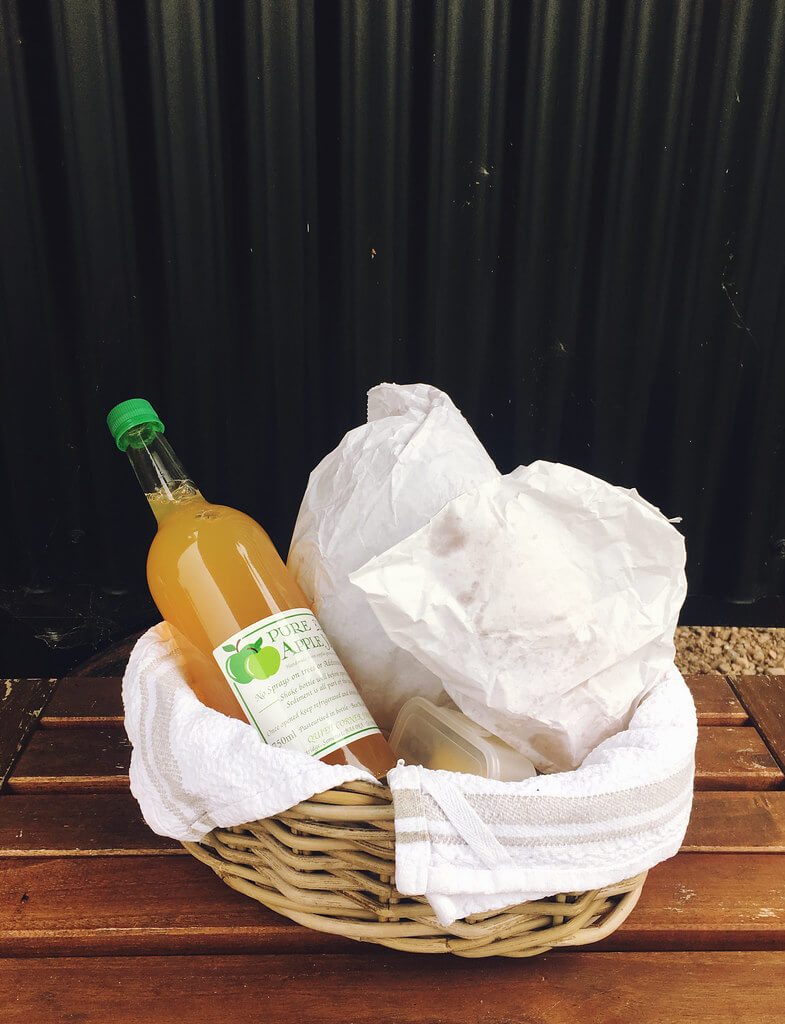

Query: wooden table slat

[5,728,132,793]
[9,722,782,794]
[2,952,784,1024]
[694,726,784,791]
[686,674,749,724]
[598,852,785,952]
[40,676,124,727]
[733,674,785,773]
[0,794,181,856]
[681,791,785,852]
[0,852,782,957]
[0,790,783,857]
[34,672,755,731]
[0,679,59,789]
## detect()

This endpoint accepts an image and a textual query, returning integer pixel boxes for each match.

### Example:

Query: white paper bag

[350,462,687,771]
[288,383,499,729]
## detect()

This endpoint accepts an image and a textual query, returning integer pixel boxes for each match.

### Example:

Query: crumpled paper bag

[350,461,687,771]
[288,382,499,729]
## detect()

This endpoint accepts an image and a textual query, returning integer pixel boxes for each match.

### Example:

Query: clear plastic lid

[389,696,537,782]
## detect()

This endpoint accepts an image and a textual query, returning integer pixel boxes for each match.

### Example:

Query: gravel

[675,626,785,676]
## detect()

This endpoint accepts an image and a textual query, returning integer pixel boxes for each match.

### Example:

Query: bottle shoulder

[146,497,306,626]
[148,500,277,565]
[152,501,267,536]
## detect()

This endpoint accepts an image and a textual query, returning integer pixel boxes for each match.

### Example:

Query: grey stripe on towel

[393,761,693,829]
[395,787,692,849]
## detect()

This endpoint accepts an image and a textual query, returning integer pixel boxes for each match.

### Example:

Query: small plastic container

[389,696,537,781]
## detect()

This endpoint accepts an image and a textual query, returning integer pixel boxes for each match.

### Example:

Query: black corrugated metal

[2,0,785,636]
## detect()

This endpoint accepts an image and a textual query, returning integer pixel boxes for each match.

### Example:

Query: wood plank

[37,674,749,729]
[603,853,785,951]
[0,794,182,856]
[0,790,782,858]
[39,676,124,727]
[30,675,743,766]
[0,852,782,958]
[682,792,785,852]
[0,679,58,789]
[1,953,784,1023]
[5,728,131,793]
[694,726,783,790]
[686,674,749,725]
[733,674,785,773]
[9,723,782,795]
[0,855,346,956]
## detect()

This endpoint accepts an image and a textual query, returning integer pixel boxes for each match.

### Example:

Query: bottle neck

[122,423,204,523]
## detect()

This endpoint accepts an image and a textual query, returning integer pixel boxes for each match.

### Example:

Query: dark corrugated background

[2,0,785,667]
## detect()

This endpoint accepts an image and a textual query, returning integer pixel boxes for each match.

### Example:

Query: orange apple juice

[107,399,396,778]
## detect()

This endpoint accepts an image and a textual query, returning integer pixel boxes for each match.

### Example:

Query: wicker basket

[183,778,647,957]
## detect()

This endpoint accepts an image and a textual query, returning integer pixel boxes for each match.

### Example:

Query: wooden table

[1,660,784,1023]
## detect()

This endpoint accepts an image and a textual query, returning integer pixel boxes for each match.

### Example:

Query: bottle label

[212,607,380,758]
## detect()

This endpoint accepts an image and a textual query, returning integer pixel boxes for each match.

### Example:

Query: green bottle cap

[106,399,165,451]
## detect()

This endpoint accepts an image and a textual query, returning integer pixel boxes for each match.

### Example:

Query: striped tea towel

[386,663,696,925]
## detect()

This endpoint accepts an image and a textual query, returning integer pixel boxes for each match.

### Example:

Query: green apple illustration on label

[246,645,281,679]
[225,643,281,684]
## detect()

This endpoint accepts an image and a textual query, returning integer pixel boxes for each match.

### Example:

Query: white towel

[388,664,696,924]
[123,623,374,842]
[124,626,695,926]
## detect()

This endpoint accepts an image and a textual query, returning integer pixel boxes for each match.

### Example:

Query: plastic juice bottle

[107,398,396,778]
